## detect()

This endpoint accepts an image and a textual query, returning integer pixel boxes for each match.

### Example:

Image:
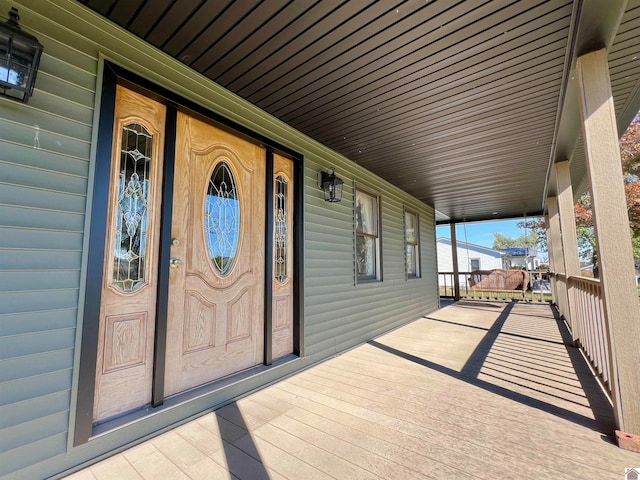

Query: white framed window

[355,187,381,281]
[470,258,481,271]
[404,209,420,278]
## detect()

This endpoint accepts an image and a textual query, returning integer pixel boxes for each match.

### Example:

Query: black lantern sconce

[318,167,344,203]
[0,8,43,103]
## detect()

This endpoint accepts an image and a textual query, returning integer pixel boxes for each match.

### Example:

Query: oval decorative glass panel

[205,161,240,275]
[274,175,288,284]
[112,122,153,293]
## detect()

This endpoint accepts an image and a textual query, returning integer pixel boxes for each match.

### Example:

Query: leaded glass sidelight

[112,122,153,292]
[274,175,288,283]
[205,161,240,275]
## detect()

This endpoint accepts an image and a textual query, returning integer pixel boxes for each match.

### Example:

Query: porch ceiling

[78,0,640,223]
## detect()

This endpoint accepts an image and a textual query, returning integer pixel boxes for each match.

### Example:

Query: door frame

[74,62,304,445]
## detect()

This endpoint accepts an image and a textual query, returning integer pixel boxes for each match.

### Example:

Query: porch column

[547,196,570,321]
[450,223,461,301]
[544,214,557,306]
[555,160,581,337]
[577,48,640,448]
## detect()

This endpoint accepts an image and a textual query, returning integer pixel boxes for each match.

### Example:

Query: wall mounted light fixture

[0,8,43,103]
[318,167,344,203]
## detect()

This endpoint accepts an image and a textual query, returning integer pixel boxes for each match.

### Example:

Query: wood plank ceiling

[77,0,640,223]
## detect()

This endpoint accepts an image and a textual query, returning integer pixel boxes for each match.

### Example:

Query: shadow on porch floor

[65,300,639,479]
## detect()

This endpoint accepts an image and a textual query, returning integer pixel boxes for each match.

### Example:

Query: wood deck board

[275,374,616,479]
[261,385,554,479]
[65,301,639,480]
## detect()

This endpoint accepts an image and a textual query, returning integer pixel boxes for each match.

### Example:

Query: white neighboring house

[499,247,541,270]
[436,237,505,287]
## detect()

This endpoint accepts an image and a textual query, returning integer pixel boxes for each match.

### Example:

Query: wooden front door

[164,112,265,397]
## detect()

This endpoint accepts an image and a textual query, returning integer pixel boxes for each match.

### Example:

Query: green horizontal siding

[0,120,91,159]
[0,330,76,361]
[0,368,72,406]
[0,391,70,430]
[0,141,89,176]
[0,205,85,231]
[0,226,83,250]
[28,89,93,125]
[0,349,74,383]
[305,246,355,260]
[302,161,438,359]
[303,267,355,281]
[0,433,67,478]
[0,250,81,270]
[0,184,86,212]
[0,309,78,336]
[0,411,69,453]
[0,290,79,315]
[38,51,97,91]
[35,71,95,106]
[0,102,92,140]
[0,270,80,292]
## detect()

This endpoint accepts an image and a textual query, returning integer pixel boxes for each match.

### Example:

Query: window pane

[471,259,480,271]
[406,244,417,275]
[205,161,240,275]
[355,190,377,235]
[274,175,288,283]
[405,211,417,244]
[356,235,376,278]
[112,122,152,293]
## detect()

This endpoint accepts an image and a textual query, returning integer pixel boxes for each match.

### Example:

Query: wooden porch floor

[66,300,639,479]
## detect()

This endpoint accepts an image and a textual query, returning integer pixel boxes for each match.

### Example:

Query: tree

[620,114,640,259]
[620,113,640,174]
[492,231,538,250]
[574,192,596,263]
[556,113,640,272]
[518,217,547,253]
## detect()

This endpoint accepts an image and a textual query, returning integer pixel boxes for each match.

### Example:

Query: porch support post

[555,160,580,337]
[547,196,570,321]
[544,214,557,306]
[577,48,640,447]
[450,223,461,301]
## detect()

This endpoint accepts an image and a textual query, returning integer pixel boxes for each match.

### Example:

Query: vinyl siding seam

[0,287,79,295]
[0,139,91,163]
[0,181,87,200]
[0,203,85,217]
[0,117,93,144]
[37,69,96,95]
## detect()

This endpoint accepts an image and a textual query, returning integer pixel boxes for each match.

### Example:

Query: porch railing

[567,275,611,393]
[439,272,470,297]
[439,271,549,302]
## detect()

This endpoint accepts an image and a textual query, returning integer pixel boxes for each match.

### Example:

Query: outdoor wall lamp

[0,8,43,103]
[318,167,344,203]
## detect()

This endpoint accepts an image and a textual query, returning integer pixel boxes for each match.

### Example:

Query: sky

[435,218,528,249]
